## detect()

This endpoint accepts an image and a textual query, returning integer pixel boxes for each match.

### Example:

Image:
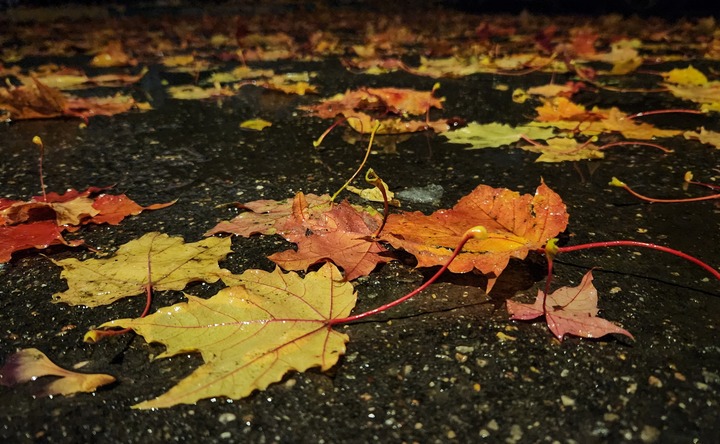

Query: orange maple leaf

[381,181,568,292]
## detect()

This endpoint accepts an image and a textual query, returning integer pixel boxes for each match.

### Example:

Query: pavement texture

[1,2,719,443]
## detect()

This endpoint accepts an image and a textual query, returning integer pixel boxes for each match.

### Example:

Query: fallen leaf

[684,127,720,148]
[301,87,450,134]
[90,40,137,68]
[167,84,235,100]
[442,122,556,149]
[0,221,82,263]
[268,200,391,281]
[240,118,272,131]
[507,271,634,340]
[102,263,355,408]
[52,233,232,307]
[381,181,568,291]
[205,193,331,238]
[520,137,605,162]
[346,179,400,206]
[0,348,115,396]
[661,65,708,86]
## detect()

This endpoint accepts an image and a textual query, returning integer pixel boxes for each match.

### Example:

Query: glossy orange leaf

[381,181,568,291]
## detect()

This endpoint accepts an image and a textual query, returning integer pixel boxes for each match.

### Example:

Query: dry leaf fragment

[0,348,115,396]
[103,263,355,409]
[52,233,232,307]
[507,271,634,341]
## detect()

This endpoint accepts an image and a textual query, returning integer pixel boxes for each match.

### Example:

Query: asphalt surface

[1,2,720,443]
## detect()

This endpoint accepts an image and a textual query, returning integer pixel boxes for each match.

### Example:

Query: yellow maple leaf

[102,263,355,409]
[52,232,232,307]
[662,65,708,86]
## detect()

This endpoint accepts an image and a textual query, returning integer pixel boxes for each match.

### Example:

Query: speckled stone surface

[1,2,719,443]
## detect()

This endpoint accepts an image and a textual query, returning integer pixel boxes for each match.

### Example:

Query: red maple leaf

[269,200,390,281]
[506,271,634,341]
[0,222,83,263]
[207,192,389,281]
[0,188,173,262]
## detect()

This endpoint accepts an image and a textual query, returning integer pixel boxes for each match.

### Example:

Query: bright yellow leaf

[662,65,708,86]
[52,233,232,307]
[102,263,356,409]
[240,118,272,131]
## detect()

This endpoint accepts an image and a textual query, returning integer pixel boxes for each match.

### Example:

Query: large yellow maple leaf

[102,263,355,409]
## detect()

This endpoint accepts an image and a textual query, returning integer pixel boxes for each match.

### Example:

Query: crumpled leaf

[52,233,232,307]
[0,348,115,396]
[207,193,388,281]
[103,263,355,409]
[506,271,634,341]
[205,193,331,238]
[381,181,568,291]
[0,76,141,122]
[442,122,556,149]
[268,200,391,281]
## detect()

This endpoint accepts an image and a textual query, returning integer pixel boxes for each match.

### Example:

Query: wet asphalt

[1,2,720,443]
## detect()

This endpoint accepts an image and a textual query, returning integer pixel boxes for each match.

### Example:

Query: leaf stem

[330,121,380,203]
[598,141,673,153]
[554,240,720,282]
[610,177,720,203]
[330,226,488,325]
[623,109,705,120]
[32,136,47,202]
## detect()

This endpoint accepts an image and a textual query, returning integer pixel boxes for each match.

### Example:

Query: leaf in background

[684,127,720,149]
[442,122,556,149]
[52,233,232,307]
[0,348,115,396]
[381,181,568,291]
[520,137,604,162]
[0,188,173,262]
[507,271,634,341]
[104,263,356,409]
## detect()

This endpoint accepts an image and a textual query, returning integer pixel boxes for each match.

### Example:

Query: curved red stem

[555,241,720,282]
[330,228,483,325]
